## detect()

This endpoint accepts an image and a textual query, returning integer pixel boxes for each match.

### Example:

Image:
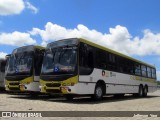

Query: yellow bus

[5,45,45,94]
[39,38,157,100]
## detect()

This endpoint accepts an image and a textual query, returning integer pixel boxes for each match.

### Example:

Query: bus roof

[79,38,155,68]
[12,45,45,54]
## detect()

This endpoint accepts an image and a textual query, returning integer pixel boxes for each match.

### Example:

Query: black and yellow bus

[5,45,45,93]
[40,38,157,100]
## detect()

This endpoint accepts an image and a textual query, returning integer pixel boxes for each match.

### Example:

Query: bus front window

[6,53,33,76]
[41,46,77,75]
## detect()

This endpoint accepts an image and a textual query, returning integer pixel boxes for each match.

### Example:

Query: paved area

[0,90,160,120]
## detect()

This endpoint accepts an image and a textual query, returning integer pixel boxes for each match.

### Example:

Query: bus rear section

[0,59,6,90]
[5,45,44,93]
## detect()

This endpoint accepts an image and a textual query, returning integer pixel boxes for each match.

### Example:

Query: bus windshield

[41,46,77,75]
[6,52,33,76]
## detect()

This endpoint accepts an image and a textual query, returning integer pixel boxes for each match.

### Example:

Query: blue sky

[0,0,160,79]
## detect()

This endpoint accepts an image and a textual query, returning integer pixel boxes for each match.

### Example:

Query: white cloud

[0,52,7,59]
[0,31,36,46]
[25,1,38,14]
[0,0,25,15]
[0,0,38,16]
[30,22,160,56]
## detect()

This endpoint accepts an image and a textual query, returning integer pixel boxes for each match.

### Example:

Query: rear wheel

[92,84,103,101]
[143,86,148,97]
[138,85,144,97]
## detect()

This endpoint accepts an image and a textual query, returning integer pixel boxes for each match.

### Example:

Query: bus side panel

[64,82,95,94]
[79,68,157,94]
[148,86,157,93]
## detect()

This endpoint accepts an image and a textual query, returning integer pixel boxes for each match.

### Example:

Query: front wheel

[92,84,103,101]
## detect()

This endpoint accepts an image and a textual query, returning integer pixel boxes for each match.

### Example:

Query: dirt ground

[0,90,160,120]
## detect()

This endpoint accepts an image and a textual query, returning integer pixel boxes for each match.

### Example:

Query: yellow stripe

[130,75,157,83]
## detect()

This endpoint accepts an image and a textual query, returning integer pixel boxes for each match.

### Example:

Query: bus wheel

[92,84,103,100]
[65,95,74,101]
[138,85,143,97]
[143,86,148,97]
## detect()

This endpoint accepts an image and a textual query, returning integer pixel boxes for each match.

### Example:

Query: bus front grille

[9,87,20,91]
[46,83,61,87]
[9,82,19,86]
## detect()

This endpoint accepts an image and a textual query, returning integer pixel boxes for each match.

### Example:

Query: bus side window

[79,43,94,75]
[147,67,152,78]
[141,65,147,77]
[108,53,117,71]
[135,63,141,76]
[88,51,94,69]
[151,68,156,79]
[96,50,107,69]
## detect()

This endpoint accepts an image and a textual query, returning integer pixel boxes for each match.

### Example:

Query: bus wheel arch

[92,80,106,100]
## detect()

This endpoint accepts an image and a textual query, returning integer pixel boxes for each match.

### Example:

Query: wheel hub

[96,87,102,97]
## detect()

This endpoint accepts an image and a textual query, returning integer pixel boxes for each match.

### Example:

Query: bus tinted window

[96,50,107,69]
[79,43,94,75]
[118,57,134,74]
[152,68,156,79]
[108,54,117,71]
[135,64,141,76]
[147,67,152,78]
[141,65,147,77]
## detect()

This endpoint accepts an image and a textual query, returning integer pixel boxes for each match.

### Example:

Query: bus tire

[143,86,148,97]
[92,83,103,101]
[138,85,143,97]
